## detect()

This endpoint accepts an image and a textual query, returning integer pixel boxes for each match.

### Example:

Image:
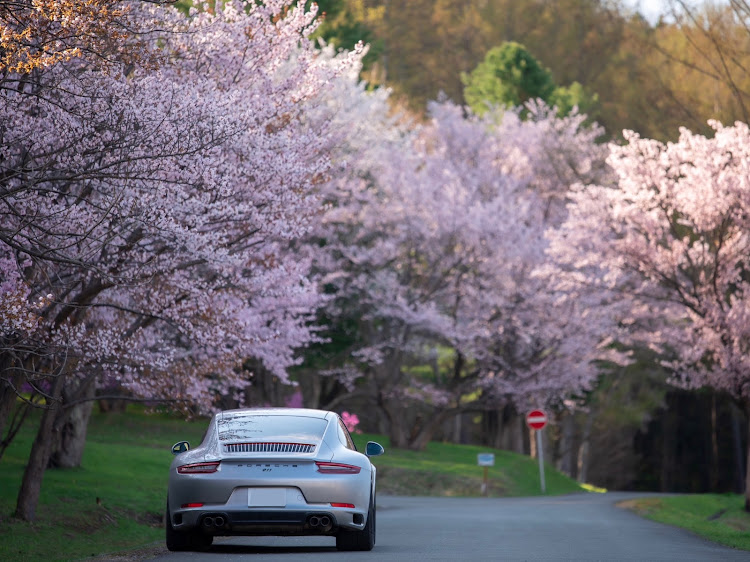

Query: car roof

[216,407,333,420]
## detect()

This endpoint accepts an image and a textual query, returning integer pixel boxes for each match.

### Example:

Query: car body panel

[167,408,379,538]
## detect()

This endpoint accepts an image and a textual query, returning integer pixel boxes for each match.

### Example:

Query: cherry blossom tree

[314,96,621,449]
[1,0,363,520]
[550,120,750,509]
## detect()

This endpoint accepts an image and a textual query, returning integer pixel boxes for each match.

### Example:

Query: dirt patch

[724,516,750,532]
[57,506,119,535]
[707,508,728,521]
[616,498,662,516]
[89,542,167,561]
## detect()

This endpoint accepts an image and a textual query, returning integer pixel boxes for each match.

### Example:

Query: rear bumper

[171,508,365,536]
[168,483,370,536]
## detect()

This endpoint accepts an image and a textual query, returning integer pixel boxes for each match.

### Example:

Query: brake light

[181,503,204,508]
[330,502,356,508]
[177,461,220,474]
[315,462,361,474]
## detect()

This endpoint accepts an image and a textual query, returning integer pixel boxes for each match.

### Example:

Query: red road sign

[526,409,547,430]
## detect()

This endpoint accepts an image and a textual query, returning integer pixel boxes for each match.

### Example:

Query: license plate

[248,488,286,507]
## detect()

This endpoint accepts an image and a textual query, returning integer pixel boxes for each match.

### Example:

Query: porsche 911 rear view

[165,407,384,552]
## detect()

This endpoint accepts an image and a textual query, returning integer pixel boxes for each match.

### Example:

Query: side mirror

[365,441,385,457]
[171,441,190,455]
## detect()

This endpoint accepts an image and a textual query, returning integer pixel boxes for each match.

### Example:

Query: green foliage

[549,80,599,118]
[462,42,599,119]
[306,0,382,70]
[593,347,669,428]
[461,42,556,115]
[619,494,750,551]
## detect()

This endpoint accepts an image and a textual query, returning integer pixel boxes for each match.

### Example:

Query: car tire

[336,493,376,551]
[165,501,213,552]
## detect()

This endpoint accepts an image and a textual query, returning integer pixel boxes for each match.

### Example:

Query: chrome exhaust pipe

[309,516,320,527]
[203,517,214,527]
[320,516,331,527]
[214,516,225,527]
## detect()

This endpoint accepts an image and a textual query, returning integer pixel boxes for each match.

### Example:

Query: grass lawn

[618,494,750,551]
[353,432,583,497]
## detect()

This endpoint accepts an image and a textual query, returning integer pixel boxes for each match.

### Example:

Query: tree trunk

[577,412,594,484]
[488,405,524,453]
[556,411,576,477]
[97,398,127,414]
[513,412,527,455]
[48,381,96,468]
[451,413,462,443]
[731,402,745,494]
[15,374,65,521]
[304,372,322,409]
[710,394,720,491]
[381,400,410,449]
[0,354,19,443]
[661,406,675,491]
[745,400,750,512]
[408,424,434,451]
[407,409,459,451]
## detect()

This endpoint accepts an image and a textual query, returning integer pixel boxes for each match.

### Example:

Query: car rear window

[216,413,328,442]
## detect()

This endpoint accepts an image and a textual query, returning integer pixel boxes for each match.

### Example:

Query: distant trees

[461,42,598,117]
[461,42,556,113]
[633,0,750,138]
[314,0,749,142]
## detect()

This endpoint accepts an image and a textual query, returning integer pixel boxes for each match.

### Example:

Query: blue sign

[477,453,495,467]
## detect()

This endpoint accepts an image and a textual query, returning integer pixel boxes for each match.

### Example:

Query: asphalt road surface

[151,493,748,561]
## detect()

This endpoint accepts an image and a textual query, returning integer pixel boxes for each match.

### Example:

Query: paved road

[151,493,748,561]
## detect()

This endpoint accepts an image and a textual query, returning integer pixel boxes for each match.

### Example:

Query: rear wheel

[165,501,213,552]
[336,494,376,551]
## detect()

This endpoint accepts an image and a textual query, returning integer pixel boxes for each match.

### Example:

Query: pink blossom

[341,411,361,434]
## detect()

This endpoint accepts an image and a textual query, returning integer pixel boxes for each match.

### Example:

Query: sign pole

[526,409,548,494]
[536,429,546,494]
[477,453,494,497]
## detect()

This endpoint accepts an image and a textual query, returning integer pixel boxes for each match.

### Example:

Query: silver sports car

[165,407,385,552]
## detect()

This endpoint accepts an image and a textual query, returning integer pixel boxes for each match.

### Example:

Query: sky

[621,0,719,23]
[622,0,674,22]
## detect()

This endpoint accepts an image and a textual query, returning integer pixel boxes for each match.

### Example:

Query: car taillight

[181,503,204,508]
[315,461,361,474]
[330,502,356,508]
[177,461,220,474]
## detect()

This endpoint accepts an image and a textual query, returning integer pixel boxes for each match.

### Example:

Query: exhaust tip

[214,516,225,527]
[203,517,214,527]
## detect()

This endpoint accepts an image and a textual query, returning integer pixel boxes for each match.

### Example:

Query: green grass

[352,432,583,497]
[618,494,750,551]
